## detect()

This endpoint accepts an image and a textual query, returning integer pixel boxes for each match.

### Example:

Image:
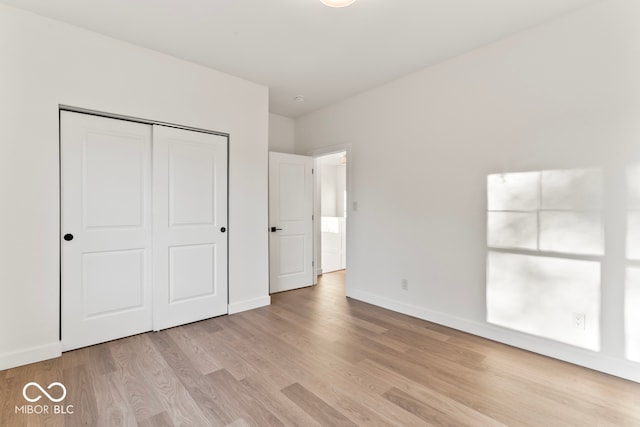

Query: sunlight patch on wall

[626,164,640,362]
[487,169,603,254]
[539,212,603,255]
[488,171,539,211]
[487,252,600,350]
[625,267,640,362]
[488,212,537,250]
[487,168,603,350]
[627,213,640,260]
[540,169,602,210]
[627,164,640,260]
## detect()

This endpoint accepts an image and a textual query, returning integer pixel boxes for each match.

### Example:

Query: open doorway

[315,151,347,280]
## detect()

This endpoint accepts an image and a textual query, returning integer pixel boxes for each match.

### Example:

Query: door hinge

[312,168,314,174]
[312,214,314,220]
[312,261,315,266]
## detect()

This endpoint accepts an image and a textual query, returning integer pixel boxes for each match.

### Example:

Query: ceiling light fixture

[320,0,356,7]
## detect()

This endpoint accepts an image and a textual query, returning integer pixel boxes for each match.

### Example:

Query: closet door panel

[153,125,228,330]
[61,111,153,351]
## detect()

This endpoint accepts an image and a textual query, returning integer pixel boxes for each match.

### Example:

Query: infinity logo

[22,382,67,403]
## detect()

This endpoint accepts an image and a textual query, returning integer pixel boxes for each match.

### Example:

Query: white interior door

[61,111,153,351]
[269,152,313,293]
[153,125,228,330]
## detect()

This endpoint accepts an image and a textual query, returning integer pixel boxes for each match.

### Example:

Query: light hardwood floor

[1,270,640,426]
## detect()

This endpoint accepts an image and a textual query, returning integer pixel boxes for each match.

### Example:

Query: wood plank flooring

[2,270,640,426]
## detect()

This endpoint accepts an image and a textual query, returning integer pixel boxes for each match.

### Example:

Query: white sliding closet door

[61,112,228,350]
[61,111,153,351]
[152,125,228,330]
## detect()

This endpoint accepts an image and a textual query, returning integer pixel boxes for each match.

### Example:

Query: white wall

[268,113,296,153]
[319,164,347,217]
[0,4,269,369]
[317,153,347,217]
[320,165,339,216]
[296,0,640,381]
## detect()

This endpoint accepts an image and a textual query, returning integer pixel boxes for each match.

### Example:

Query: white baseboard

[228,295,271,315]
[0,342,61,371]
[348,288,640,383]
[1,295,272,370]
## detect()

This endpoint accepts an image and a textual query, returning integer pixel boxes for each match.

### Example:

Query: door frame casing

[310,143,352,286]
[58,105,230,346]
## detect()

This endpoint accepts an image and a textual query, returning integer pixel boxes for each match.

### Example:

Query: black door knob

[270,227,283,232]
[63,234,74,241]
[220,227,226,233]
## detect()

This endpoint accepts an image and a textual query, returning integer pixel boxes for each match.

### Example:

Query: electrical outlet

[401,278,409,291]
[573,313,586,330]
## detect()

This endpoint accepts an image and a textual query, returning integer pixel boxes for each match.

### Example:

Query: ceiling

[2,0,598,117]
